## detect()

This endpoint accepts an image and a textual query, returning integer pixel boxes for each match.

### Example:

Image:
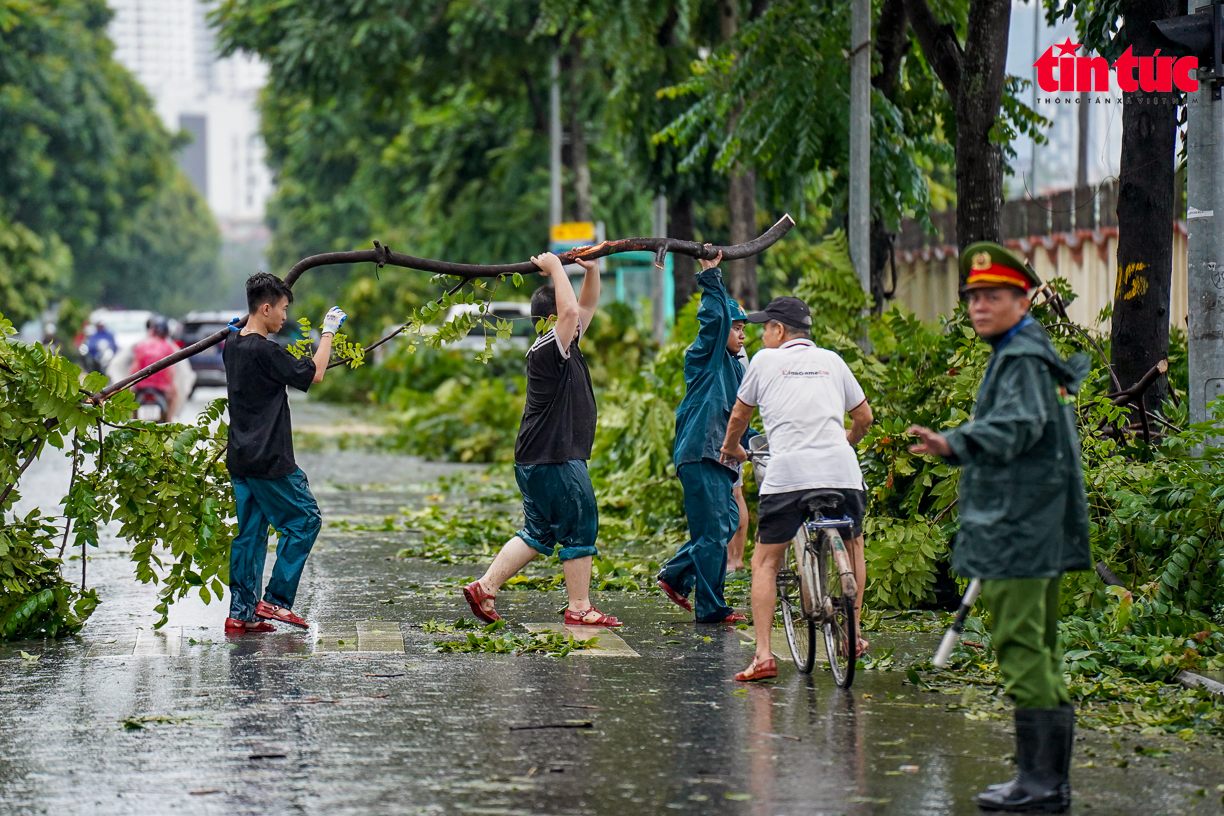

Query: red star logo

[1055,37,1082,57]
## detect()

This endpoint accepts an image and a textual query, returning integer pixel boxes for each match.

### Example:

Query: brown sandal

[734,656,778,682]
[462,580,501,623]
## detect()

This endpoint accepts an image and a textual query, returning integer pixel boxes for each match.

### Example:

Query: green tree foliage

[542,0,722,205]
[1,313,234,636]
[0,0,220,315]
[215,0,655,335]
[768,227,868,337]
[655,0,946,231]
[94,172,222,316]
[0,216,70,326]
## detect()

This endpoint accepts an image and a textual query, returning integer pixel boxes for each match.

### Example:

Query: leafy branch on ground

[902,609,1224,739]
[427,618,598,656]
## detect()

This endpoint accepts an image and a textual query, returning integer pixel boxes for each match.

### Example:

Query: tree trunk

[904,0,1011,270]
[870,218,894,314]
[568,55,593,223]
[727,169,759,309]
[719,0,759,308]
[670,192,698,309]
[953,0,1010,261]
[873,0,909,100]
[1111,0,1182,410]
[870,0,910,311]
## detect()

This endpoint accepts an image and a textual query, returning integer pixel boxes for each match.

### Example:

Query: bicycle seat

[799,489,847,519]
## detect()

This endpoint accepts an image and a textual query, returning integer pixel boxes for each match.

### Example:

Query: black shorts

[757,488,866,545]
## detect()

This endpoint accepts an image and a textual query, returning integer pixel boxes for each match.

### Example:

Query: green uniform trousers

[980,576,1071,710]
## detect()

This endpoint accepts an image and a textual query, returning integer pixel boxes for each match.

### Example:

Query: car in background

[442,302,535,351]
[181,310,244,390]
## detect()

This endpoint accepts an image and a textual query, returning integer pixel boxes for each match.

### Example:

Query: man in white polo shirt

[720,296,874,682]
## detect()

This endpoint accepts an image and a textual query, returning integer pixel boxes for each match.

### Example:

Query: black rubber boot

[975,708,1069,813]
[986,704,1075,797]
[1055,703,1075,809]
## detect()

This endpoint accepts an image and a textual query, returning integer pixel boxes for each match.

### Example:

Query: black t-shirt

[514,329,597,464]
[223,331,316,479]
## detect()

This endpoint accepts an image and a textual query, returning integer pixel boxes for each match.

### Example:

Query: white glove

[321,306,347,336]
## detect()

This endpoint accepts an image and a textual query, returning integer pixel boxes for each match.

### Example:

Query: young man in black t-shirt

[462,253,621,627]
[223,272,346,633]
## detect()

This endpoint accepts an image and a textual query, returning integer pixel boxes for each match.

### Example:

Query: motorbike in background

[78,340,114,376]
[133,386,170,423]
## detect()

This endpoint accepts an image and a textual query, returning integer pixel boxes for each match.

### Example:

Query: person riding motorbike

[130,317,179,421]
[80,322,117,375]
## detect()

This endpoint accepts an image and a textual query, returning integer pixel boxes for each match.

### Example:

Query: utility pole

[549,52,563,228]
[848,0,871,299]
[1187,1,1224,426]
[1031,0,1041,192]
[1076,88,1089,188]
[652,194,668,345]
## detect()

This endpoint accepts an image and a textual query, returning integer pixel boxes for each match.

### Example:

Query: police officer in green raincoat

[909,242,1091,814]
[657,250,754,624]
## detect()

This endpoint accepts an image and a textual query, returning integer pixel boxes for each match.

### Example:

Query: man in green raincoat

[908,241,1091,814]
[656,249,753,624]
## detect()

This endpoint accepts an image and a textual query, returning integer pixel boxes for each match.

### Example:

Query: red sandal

[225,617,275,633]
[563,606,622,627]
[255,601,308,629]
[462,580,501,623]
[734,656,778,682]
[656,579,693,612]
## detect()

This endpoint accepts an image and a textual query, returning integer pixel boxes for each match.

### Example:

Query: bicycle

[746,438,859,689]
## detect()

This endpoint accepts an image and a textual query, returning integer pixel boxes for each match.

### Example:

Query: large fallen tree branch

[92,215,796,401]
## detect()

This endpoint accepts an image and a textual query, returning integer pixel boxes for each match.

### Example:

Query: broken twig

[508,721,594,732]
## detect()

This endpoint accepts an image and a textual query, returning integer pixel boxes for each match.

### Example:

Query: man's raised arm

[532,253,580,347]
[575,257,601,331]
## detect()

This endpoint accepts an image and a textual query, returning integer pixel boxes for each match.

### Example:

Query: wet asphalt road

[2,394,1223,816]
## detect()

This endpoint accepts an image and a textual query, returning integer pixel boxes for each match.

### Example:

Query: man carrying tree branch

[462,252,621,628]
[908,242,1091,814]
[223,272,346,633]
[656,248,753,624]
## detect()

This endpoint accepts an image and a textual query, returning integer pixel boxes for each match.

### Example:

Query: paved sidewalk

[2,429,1222,815]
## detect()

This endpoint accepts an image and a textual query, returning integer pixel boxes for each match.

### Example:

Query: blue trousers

[229,468,322,621]
[658,459,737,622]
[514,461,599,561]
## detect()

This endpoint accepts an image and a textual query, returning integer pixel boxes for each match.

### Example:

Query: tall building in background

[1003,0,1124,199]
[108,0,273,231]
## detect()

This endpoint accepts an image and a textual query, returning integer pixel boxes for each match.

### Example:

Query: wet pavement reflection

[2,397,1222,815]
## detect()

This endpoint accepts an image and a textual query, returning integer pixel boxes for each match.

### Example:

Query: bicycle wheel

[777,537,816,673]
[817,529,857,689]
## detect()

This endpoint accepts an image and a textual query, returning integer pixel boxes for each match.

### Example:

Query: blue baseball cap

[729,298,748,321]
